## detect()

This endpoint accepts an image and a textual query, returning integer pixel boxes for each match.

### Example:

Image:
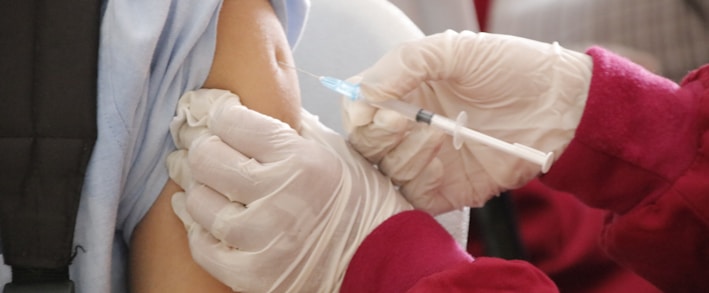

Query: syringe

[281,62,554,173]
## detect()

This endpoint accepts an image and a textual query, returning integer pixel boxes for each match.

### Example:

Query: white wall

[389,0,479,34]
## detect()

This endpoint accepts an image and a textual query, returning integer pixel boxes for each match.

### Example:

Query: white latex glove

[166,89,412,292]
[343,30,593,214]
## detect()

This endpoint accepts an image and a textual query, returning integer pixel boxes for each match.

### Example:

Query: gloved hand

[343,30,593,215]
[166,89,412,292]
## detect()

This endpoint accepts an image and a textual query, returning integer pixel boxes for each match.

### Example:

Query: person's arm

[129,0,301,291]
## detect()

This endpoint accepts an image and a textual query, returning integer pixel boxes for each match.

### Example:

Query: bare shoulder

[203,0,302,131]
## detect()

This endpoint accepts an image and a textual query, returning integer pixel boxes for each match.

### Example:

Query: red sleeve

[341,210,558,292]
[541,47,709,292]
[473,0,492,32]
[500,180,661,292]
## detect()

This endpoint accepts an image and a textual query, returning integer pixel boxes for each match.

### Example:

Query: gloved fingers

[166,149,194,190]
[171,89,240,149]
[438,147,502,208]
[187,134,302,205]
[298,108,349,147]
[184,184,273,251]
[447,33,593,105]
[357,31,588,106]
[187,225,280,293]
[401,166,486,215]
[378,124,446,184]
[207,99,301,163]
[347,106,414,163]
[358,30,472,104]
[171,191,195,228]
[341,75,378,134]
[185,184,297,252]
[400,148,500,214]
[341,96,378,134]
[186,225,246,292]
[184,184,241,234]
[397,158,456,215]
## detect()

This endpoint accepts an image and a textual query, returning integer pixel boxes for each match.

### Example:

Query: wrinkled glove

[166,89,412,292]
[343,30,593,214]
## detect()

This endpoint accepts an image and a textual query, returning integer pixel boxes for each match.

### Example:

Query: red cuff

[342,211,558,292]
[341,210,473,292]
[409,257,558,293]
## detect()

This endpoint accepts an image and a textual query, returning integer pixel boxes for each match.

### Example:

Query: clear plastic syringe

[282,62,554,173]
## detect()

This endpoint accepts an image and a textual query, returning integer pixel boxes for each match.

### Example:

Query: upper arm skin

[203,0,301,129]
[130,0,302,292]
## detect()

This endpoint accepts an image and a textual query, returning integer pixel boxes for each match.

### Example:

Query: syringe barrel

[430,115,554,173]
[369,99,420,122]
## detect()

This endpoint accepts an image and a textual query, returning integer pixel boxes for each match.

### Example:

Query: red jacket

[467,180,661,293]
[341,47,709,292]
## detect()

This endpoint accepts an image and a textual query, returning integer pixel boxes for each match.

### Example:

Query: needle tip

[278,61,319,79]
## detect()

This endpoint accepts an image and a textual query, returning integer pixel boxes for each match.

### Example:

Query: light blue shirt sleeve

[100,0,223,244]
[271,0,311,48]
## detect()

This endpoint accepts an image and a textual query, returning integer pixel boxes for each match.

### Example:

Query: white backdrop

[389,0,479,35]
